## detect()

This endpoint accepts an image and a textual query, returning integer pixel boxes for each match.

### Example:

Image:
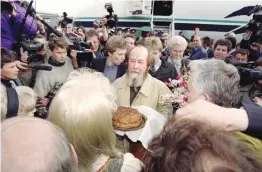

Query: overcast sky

[34,0,262,18]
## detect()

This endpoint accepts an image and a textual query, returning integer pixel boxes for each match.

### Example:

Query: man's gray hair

[189,59,240,107]
[168,35,188,50]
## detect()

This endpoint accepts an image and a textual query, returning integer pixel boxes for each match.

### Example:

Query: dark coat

[161,56,191,75]
[149,60,178,82]
[189,47,208,60]
[91,58,127,79]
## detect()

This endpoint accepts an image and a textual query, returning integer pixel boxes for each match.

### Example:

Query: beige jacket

[113,74,173,118]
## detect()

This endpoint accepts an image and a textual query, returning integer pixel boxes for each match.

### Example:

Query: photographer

[1,0,38,50]
[85,29,105,58]
[33,37,74,99]
[19,34,49,87]
[240,31,260,62]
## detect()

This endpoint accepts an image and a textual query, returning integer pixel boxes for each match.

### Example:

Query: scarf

[48,57,65,67]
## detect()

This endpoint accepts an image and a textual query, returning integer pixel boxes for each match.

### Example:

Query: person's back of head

[15,86,37,116]
[188,59,240,107]
[143,118,262,172]
[48,69,120,170]
[1,117,78,172]
[202,36,211,48]
[226,36,237,50]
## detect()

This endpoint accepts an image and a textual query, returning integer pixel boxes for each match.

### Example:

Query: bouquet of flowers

[159,73,190,109]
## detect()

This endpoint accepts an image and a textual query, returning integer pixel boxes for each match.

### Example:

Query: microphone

[28,65,52,71]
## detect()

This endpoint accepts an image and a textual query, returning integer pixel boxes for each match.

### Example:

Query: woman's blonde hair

[48,69,120,170]
[15,86,37,117]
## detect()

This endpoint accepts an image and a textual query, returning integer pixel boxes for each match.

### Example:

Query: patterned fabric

[91,154,123,172]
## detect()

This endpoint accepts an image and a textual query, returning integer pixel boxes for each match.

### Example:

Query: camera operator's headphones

[6,87,19,118]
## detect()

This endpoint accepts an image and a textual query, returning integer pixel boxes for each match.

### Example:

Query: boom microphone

[29,65,52,71]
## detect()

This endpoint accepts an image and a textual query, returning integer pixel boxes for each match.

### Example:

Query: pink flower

[181,81,187,87]
[183,96,188,102]
[168,78,172,82]
[176,75,182,80]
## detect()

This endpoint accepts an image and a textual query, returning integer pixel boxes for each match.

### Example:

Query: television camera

[1,0,66,64]
[93,3,118,29]
[228,59,262,107]
[225,5,262,43]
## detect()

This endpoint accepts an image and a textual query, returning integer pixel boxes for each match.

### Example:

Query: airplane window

[152,1,173,16]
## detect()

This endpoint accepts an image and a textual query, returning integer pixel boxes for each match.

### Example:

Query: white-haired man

[2,117,78,172]
[113,45,173,117]
[163,35,190,75]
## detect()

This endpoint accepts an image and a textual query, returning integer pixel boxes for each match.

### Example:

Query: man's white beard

[168,58,182,74]
[127,72,146,91]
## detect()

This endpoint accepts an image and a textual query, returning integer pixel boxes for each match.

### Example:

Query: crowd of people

[1,1,262,172]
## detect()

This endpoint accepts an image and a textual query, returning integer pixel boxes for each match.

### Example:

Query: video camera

[225,5,262,43]
[228,60,262,86]
[20,40,45,64]
[93,3,118,29]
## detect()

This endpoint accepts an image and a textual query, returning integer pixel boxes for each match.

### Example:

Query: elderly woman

[48,69,142,172]
[164,35,190,75]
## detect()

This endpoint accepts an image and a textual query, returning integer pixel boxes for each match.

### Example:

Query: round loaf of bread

[113,107,143,129]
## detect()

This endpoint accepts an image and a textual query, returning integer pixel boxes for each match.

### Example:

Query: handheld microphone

[29,65,52,71]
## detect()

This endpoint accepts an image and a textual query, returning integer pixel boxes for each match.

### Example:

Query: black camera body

[68,38,94,68]
[228,60,262,86]
[20,41,45,64]
[246,5,262,43]
[104,3,118,28]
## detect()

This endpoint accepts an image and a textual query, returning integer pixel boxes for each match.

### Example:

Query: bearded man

[113,45,173,118]
[164,36,190,75]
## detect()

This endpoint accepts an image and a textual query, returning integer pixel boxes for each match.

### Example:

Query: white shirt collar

[154,58,162,71]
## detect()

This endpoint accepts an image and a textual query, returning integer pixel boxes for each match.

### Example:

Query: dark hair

[76,26,86,34]
[202,36,211,47]
[214,39,231,52]
[234,48,250,57]
[1,48,19,67]
[48,37,68,51]
[226,36,237,49]
[143,118,262,172]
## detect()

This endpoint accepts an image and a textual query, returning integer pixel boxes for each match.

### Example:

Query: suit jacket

[149,60,178,82]
[190,47,208,60]
[113,74,173,118]
[91,58,127,79]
